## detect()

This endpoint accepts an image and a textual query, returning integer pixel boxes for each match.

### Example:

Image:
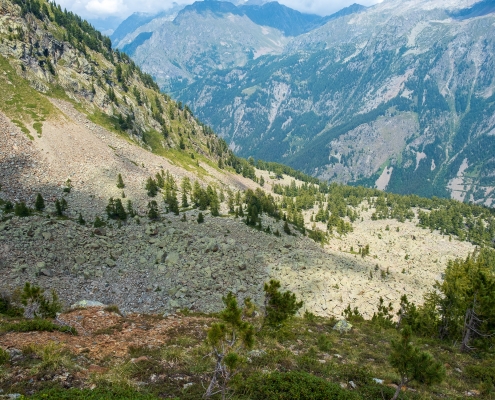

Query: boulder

[333,319,353,333]
[75,255,86,265]
[71,300,106,309]
[166,252,180,266]
[105,258,116,268]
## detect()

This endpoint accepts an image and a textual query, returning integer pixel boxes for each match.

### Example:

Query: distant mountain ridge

[175,0,495,206]
[112,1,366,92]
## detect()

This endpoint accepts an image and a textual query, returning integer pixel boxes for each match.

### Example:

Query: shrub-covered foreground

[0,307,493,399]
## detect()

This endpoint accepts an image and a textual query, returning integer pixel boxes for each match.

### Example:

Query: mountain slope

[116,1,288,92]
[112,1,367,92]
[0,0,491,326]
[238,2,323,36]
[176,0,495,206]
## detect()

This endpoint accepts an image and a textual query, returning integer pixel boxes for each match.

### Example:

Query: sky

[55,0,383,21]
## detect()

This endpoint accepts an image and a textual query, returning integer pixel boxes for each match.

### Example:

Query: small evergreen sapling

[389,326,445,400]
[197,212,204,224]
[116,173,125,189]
[204,292,254,399]
[14,202,31,217]
[263,279,303,328]
[106,198,127,220]
[147,200,159,220]
[20,283,62,319]
[34,193,45,211]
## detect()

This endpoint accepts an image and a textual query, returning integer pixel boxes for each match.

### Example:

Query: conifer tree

[263,280,303,328]
[77,213,86,225]
[389,326,445,400]
[145,177,159,197]
[116,173,125,189]
[204,292,254,399]
[106,197,127,220]
[283,220,291,235]
[14,202,31,217]
[147,200,159,220]
[167,190,180,215]
[181,192,189,208]
[55,199,63,216]
[34,193,45,211]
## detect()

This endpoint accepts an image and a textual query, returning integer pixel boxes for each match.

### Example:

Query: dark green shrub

[317,334,333,352]
[28,387,157,399]
[197,212,204,223]
[0,319,77,335]
[106,197,127,220]
[263,280,303,328]
[240,371,360,400]
[333,364,373,386]
[465,365,495,386]
[0,292,24,317]
[0,347,9,365]
[94,216,106,227]
[35,193,45,211]
[14,201,31,217]
[21,282,62,319]
[4,201,14,212]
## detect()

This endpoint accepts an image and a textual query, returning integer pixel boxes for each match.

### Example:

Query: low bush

[0,319,77,335]
[240,371,360,400]
[0,347,9,365]
[0,292,24,317]
[27,387,158,399]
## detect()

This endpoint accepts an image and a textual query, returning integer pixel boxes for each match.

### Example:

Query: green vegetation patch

[0,55,55,138]
[240,371,361,399]
[27,387,158,399]
[0,319,77,335]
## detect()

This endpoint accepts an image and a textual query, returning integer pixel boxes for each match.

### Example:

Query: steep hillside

[177,0,495,206]
[1,0,494,323]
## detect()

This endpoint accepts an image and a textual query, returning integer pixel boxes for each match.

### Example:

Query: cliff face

[175,0,495,206]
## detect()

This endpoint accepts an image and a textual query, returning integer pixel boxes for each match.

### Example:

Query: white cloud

[55,0,382,20]
[278,0,382,15]
[85,0,127,15]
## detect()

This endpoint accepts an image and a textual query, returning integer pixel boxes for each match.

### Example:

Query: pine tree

[167,190,180,215]
[145,177,159,197]
[77,213,86,225]
[197,212,204,224]
[147,200,159,220]
[55,199,63,216]
[14,202,31,217]
[389,326,445,400]
[116,173,125,189]
[204,292,254,399]
[283,220,291,235]
[34,193,45,211]
[181,192,189,208]
[263,279,303,328]
[209,188,220,217]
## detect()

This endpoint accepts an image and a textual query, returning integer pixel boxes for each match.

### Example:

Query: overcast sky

[55,0,382,20]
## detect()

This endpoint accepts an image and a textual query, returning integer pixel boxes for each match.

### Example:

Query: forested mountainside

[175,0,495,206]
[0,0,267,184]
